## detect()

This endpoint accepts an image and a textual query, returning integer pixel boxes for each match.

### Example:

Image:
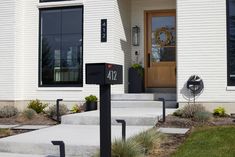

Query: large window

[39,7,83,87]
[228,0,235,86]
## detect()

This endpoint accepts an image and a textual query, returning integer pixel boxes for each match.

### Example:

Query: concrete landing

[0,124,152,157]
[62,108,176,126]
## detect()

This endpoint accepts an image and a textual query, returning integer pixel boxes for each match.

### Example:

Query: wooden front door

[145,10,176,88]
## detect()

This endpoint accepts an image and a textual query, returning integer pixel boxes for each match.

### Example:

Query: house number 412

[107,70,117,81]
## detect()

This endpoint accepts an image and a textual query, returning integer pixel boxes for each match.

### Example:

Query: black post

[51,141,65,157]
[158,98,166,123]
[116,119,126,141]
[56,99,63,123]
[100,85,111,157]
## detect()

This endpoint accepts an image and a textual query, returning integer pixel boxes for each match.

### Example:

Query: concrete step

[111,101,162,108]
[154,93,176,101]
[62,108,166,126]
[165,101,178,108]
[111,94,155,101]
[0,125,152,157]
[146,88,176,93]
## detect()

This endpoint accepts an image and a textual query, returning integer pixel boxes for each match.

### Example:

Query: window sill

[226,86,235,91]
[37,87,83,91]
[37,0,83,9]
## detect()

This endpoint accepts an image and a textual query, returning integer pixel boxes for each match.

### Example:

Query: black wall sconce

[132,26,140,46]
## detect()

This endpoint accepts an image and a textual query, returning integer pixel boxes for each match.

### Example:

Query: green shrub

[182,104,206,118]
[46,104,68,118]
[213,107,226,117]
[173,109,183,117]
[23,109,37,119]
[131,129,163,154]
[27,99,48,113]
[193,111,212,122]
[85,95,98,103]
[0,106,18,118]
[71,104,82,113]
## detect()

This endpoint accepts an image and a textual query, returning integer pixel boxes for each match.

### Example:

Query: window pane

[58,34,82,82]
[62,8,83,34]
[151,16,176,62]
[228,0,235,85]
[41,10,61,35]
[41,35,61,85]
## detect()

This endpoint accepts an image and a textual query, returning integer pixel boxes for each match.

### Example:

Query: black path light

[86,63,123,157]
[56,99,63,123]
[116,119,126,141]
[51,141,65,157]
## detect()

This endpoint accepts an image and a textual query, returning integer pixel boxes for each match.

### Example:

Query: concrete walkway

[0,98,177,157]
[0,124,152,157]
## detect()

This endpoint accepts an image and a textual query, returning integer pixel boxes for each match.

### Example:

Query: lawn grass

[172,126,235,157]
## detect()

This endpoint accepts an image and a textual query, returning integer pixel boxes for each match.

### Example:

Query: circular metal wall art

[187,75,204,95]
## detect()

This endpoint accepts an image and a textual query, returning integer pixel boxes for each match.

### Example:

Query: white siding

[113,0,131,92]
[0,0,126,104]
[131,0,176,66]
[15,0,25,101]
[177,0,235,103]
[0,0,16,101]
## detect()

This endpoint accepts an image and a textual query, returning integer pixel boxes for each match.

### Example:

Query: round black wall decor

[187,75,204,95]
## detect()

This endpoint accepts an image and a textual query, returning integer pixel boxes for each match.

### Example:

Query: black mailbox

[86,63,123,85]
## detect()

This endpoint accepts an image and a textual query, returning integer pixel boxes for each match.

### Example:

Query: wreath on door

[155,27,172,47]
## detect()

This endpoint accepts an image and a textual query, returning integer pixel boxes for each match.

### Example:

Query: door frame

[144,9,177,88]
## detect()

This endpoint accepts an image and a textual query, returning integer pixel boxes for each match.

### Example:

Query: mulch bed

[0,114,57,125]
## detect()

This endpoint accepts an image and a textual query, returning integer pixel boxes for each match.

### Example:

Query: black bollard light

[116,119,126,141]
[51,141,65,157]
[56,99,63,123]
[158,98,166,123]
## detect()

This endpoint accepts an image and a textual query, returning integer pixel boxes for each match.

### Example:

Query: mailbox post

[86,63,123,157]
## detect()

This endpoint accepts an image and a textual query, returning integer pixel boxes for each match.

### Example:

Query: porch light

[132,26,140,46]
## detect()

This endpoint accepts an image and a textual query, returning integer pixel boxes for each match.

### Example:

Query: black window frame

[38,6,84,87]
[227,0,235,86]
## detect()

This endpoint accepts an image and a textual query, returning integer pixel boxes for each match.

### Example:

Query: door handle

[147,54,150,67]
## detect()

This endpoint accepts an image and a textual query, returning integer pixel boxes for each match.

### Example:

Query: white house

[0,0,234,113]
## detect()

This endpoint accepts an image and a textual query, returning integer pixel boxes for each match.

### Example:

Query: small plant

[0,106,18,118]
[71,104,82,113]
[85,95,98,103]
[181,104,206,118]
[173,109,183,117]
[213,107,226,117]
[27,99,48,113]
[131,64,144,77]
[23,109,37,119]
[131,129,163,154]
[46,104,68,118]
[193,111,212,122]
